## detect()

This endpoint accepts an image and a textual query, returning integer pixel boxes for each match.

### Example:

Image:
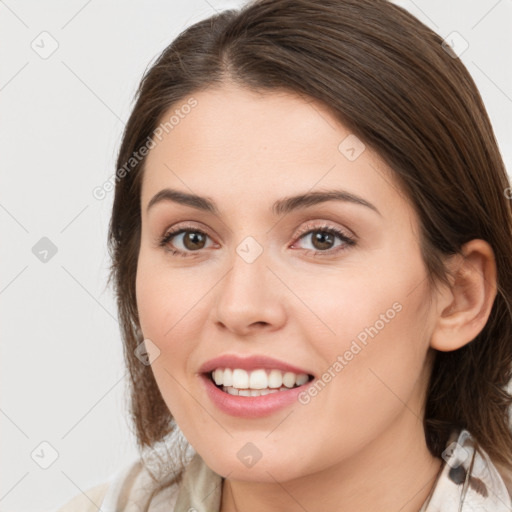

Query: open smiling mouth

[206,368,315,397]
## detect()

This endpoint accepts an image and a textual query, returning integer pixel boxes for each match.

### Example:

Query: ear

[430,239,497,352]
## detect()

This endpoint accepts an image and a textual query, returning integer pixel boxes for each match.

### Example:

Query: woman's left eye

[158,223,356,257]
[291,225,356,255]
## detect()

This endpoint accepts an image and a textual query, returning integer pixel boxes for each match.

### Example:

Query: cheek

[135,250,216,383]
[135,257,200,420]
[136,248,204,340]
[286,286,431,475]
[300,249,432,413]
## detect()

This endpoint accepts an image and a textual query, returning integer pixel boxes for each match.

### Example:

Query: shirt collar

[419,428,511,511]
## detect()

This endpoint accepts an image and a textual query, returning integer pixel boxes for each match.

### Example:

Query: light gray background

[1,1,511,511]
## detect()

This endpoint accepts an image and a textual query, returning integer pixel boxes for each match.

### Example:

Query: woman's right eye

[158,228,213,257]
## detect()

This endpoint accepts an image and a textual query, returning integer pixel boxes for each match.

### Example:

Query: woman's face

[136,83,438,481]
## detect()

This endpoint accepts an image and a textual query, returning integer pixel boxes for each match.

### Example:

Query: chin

[198,442,311,483]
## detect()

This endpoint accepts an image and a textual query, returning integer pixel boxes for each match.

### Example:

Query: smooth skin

[135,82,497,512]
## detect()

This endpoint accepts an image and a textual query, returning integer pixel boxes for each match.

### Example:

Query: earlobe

[430,239,497,352]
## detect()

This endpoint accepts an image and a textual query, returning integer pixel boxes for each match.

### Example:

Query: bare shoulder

[53,482,110,512]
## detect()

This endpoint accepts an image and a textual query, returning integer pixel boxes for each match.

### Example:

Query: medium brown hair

[107,0,512,470]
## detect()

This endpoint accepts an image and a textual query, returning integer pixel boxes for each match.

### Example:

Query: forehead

[140,83,409,221]
[145,85,346,169]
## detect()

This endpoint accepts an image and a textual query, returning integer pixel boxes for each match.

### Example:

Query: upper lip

[199,354,314,377]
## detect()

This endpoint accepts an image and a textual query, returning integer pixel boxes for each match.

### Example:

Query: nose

[213,249,287,336]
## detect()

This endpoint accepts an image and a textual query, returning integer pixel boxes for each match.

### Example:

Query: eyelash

[157,222,356,258]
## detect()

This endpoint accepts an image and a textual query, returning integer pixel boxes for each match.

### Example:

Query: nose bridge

[221,239,268,304]
[213,237,286,333]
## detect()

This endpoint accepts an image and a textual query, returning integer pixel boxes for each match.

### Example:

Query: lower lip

[200,373,313,418]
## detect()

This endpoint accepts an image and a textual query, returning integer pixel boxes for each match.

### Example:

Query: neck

[220,413,442,512]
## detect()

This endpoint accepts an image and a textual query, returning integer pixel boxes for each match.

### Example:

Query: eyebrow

[146,188,381,216]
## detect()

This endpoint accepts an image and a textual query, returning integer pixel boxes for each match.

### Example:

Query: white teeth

[282,372,296,388]
[221,386,291,396]
[213,369,223,385]
[296,373,309,386]
[268,369,282,388]
[210,367,310,391]
[223,368,233,386]
[249,369,268,389]
[232,369,249,389]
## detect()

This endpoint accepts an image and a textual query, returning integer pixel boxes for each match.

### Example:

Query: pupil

[185,232,205,250]
[313,231,333,250]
